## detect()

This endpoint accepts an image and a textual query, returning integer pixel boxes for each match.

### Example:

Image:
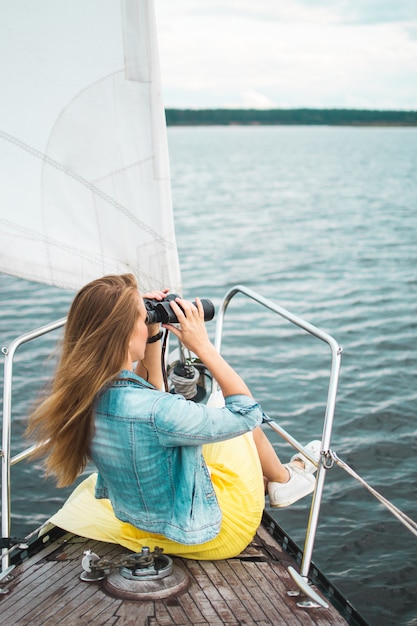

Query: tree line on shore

[165,108,417,126]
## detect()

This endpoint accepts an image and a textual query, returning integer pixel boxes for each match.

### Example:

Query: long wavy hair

[26,274,140,487]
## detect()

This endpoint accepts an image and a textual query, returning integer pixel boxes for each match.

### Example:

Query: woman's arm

[164,298,251,398]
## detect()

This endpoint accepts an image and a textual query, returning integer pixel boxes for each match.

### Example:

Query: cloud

[157,0,417,25]
[271,0,417,25]
[154,1,417,109]
[241,91,276,109]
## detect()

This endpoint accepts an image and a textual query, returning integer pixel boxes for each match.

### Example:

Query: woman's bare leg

[253,427,319,508]
[252,426,304,483]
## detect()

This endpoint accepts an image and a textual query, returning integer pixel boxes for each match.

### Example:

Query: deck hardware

[120,547,173,581]
[323,450,335,469]
[287,587,323,608]
[288,565,329,609]
[0,564,15,594]
[297,599,325,609]
[0,537,29,549]
[80,550,106,582]
[80,546,173,583]
[169,358,202,400]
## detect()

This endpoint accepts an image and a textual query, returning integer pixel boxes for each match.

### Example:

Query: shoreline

[165,108,417,127]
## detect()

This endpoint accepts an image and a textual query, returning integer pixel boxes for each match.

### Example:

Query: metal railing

[1,317,67,570]
[212,285,417,607]
[2,285,416,606]
[212,285,342,607]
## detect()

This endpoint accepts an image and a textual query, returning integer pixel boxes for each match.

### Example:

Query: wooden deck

[0,516,363,625]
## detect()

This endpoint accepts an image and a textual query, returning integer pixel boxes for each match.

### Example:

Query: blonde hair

[26,274,139,486]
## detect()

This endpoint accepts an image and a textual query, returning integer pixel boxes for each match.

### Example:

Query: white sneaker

[268,464,316,508]
[290,440,321,474]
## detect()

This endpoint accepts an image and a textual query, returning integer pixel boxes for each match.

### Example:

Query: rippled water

[1,126,416,625]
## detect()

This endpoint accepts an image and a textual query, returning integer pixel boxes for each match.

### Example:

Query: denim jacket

[90,370,263,544]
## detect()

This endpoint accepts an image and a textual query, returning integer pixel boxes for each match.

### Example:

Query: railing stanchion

[213,285,342,599]
[1,318,66,572]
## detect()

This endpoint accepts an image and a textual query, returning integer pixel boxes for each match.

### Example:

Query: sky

[153,0,417,110]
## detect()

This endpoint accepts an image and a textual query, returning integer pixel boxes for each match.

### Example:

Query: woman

[27,274,319,559]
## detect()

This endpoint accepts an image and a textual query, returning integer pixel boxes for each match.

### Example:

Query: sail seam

[0,129,176,250]
[92,156,154,186]
[0,217,162,291]
[0,217,126,270]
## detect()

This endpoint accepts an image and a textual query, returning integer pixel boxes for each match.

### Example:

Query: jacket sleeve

[151,392,263,447]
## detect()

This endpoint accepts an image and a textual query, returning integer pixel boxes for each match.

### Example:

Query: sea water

[1,126,416,625]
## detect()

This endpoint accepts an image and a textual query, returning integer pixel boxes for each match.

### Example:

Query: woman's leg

[252,426,291,483]
[252,426,320,508]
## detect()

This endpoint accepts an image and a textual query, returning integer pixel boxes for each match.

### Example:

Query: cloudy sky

[154,0,417,110]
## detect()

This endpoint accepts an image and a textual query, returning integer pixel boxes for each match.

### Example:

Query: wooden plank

[39,584,118,625]
[174,589,209,624]
[216,559,271,623]
[177,560,225,622]
[198,560,255,623]
[0,527,354,626]
[16,563,105,624]
[1,533,89,613]
[226,558,291,625]
[184,560,238,623]
[165,596,197,625]
[158,597,191,625]
[112,602,155,626]
[0,537,112,624]
[255,560,346,626]
[238,560,306,626]
[79,598,121,626]
[1,562,76,623]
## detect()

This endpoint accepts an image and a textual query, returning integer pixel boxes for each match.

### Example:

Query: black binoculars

[144,293,215,325]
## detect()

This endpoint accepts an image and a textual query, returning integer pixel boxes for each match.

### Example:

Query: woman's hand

[164,297,252,398]
[142,289,170,301]
[163,297,212,357]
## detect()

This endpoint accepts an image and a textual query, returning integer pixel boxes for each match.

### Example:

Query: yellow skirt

[49,432,265,560]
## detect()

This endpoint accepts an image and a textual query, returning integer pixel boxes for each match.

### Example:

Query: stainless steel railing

[212,285,417,607]
[212,284,342,607]
[1,317,67,570]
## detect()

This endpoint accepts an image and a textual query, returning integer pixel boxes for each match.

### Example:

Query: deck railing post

[213,285,342,593]
[1,343,15,571]
[300,339,342,578]
[1,318,66,572]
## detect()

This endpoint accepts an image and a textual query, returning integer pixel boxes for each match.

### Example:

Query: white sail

[0,0,181,294]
